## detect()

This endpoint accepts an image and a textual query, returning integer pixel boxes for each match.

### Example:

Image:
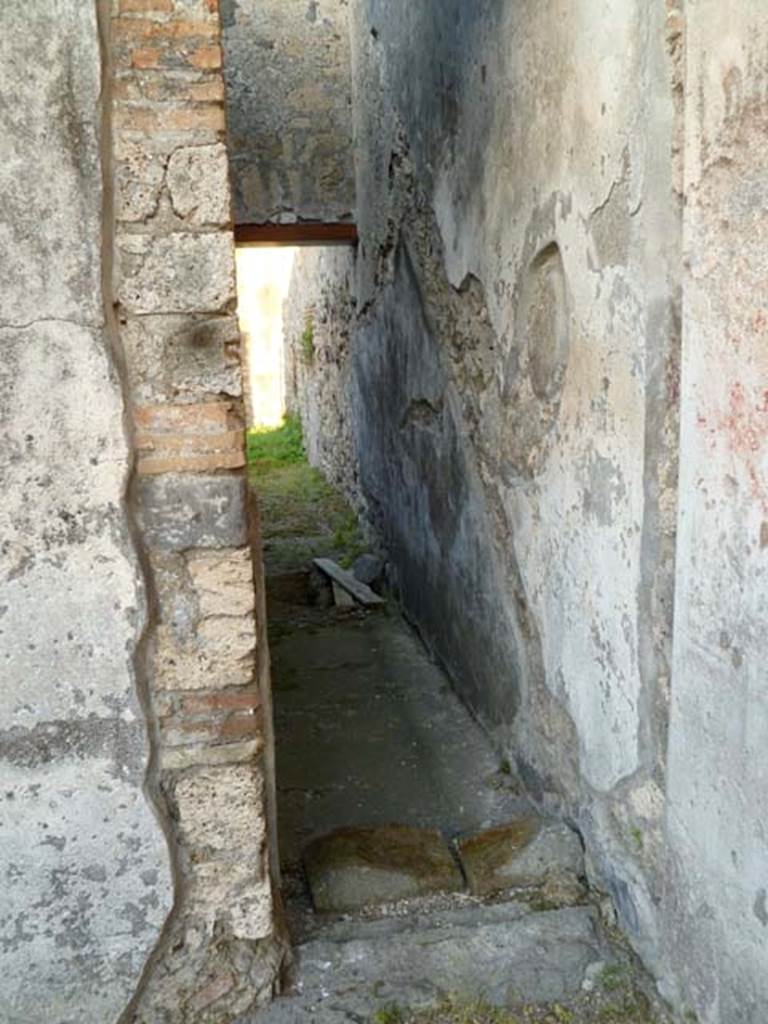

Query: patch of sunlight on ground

[236,246,298,428]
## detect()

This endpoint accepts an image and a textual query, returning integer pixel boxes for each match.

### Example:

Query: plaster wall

[0,3,172,1020]
[221,0,355,224]
[663,4,768,1020]
[291,4,768,1018]
[340,0,680,974]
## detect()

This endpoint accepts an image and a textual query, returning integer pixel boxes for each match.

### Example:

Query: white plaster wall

[0,4,172,1020]
[664,3,768,1020]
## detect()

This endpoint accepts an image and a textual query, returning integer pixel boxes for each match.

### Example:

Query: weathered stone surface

[121,313,242,404]
[167,142,231,225]
[284,247,364,519]
[187,547,256,616]
[117,231,236,313]
[136,473,248,550]
[0,3,102,327]
[116,137,166,222]
[661,5,768,1021]
[221,0,355,223]
[304,825,464,912]
[153,611,256,691]
[0,4,172,1019]
[132,763,280,1022]
[457,820,584,897]
[244,904,611,1022]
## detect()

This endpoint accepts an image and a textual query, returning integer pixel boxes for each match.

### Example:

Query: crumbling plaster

[341,0,681,970]
[291,3,768,1020]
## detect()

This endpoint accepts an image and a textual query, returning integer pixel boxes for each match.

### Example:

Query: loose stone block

[167,142,231,225]
[457,819,584,897]
[116,231,235,314]
[304,825,465,913]
[135,472,248,550]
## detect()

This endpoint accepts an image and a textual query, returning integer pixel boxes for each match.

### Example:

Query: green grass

[371,984,666,1024]
[246,415,305,465]
[246,415,366,571]
[374,998,521,1024]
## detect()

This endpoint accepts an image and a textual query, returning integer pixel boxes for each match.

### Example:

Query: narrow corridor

[241,427,670,1024]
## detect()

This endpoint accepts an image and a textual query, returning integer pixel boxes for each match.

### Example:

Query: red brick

[218,712,260,741]
[187,45,222,69]
[114,103,225,134]
[135,401,243,433]
[120,0,173,12]
[179,689,261,715]
[130,46,161,68]
[137,450,245,475]
[114,17,218,41]
[184,79,226,102]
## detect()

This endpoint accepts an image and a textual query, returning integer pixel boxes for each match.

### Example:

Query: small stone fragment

[304,825,464,912]
[352,553,385,590]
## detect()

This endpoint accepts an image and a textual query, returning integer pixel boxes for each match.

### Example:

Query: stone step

[303,819,585,914]
[240,903,615,1023]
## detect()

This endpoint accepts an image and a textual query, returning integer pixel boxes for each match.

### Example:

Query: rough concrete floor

[271,599,528,873]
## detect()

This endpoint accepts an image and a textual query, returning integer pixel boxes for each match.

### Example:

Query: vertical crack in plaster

[93,1,181,1017]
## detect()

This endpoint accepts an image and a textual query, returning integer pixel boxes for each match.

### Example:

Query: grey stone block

[244,905,610,1022]
[136,473,248,551]
[352,553,385,589]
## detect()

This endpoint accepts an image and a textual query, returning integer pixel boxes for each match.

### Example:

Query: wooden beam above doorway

[235,223,359,246]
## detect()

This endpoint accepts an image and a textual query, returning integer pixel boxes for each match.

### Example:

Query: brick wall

[111,0,285,1018]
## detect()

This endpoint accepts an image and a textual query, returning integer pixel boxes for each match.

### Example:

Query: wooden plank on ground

[312,558,385,607]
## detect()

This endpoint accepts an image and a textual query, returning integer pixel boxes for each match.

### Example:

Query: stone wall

[1,2,284,1021]
[221,0,355,225]
[0,3,173,1020]
[113,0,285,1019]
[283,247,366,518]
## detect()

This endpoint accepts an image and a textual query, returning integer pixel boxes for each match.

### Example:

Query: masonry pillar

[110,0,284,1018]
